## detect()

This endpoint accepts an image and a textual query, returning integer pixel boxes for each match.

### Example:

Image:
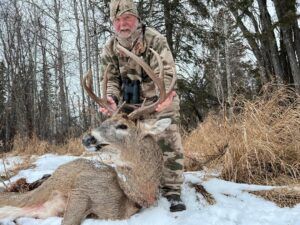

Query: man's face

[113,13,139,39]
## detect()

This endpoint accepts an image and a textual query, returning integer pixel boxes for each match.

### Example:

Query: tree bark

[223,15,233,119]
[257,0,284,82]
[162,0,180,58]
[228,6,269,83]
[214,47,225,106]
[79,0,92,125]
[273,0,300,93]
[54,0,69,133]
[73,0,88,129]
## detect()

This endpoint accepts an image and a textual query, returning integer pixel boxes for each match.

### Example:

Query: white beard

[116,24,142,49]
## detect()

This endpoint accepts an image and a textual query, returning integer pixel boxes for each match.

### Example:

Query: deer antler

[82,46,176,120]
[116,44,176,120]
[82,67,115,113]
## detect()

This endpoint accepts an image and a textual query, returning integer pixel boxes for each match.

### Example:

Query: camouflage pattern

[101,26,180,120]
[110,0,140,21]
[100,25,183,198]
[156,123,184,198]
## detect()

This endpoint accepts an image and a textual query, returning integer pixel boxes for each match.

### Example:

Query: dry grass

[189,183,216,205]
[55,138,85,155]
[184,115,229,172]
[11,134,85,156]
[249,185,300,208]
[1,135,84,185]
[0,155,33,184]
[184,85,300,186]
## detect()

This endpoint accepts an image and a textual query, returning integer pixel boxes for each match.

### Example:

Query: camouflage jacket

[100,26,180,119]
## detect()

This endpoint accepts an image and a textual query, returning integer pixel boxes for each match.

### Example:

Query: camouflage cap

[110,0,140,22]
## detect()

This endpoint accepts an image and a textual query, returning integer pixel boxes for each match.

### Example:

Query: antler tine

[115,43,176,120]
[82,68,114,113]
[149,48,164,80]
[112,101,127,116]
[102,64,112,103]
[128,69,176,120]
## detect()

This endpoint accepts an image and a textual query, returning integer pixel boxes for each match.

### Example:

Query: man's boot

[166,194,186,212]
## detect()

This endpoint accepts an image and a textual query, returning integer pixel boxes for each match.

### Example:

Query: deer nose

[82,134,97,147]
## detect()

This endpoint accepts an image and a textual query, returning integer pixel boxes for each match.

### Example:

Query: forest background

[0,0,299,157]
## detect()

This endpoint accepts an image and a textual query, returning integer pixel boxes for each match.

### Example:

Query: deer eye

[116,124,128,130]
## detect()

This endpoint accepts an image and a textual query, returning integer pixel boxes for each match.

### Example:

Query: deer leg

[62,190,90,225]
[0,191,66,220]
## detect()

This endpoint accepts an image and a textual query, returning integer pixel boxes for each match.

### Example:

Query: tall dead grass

[11,134,84,156]
[184,85,300,185]
[0,135,84,185]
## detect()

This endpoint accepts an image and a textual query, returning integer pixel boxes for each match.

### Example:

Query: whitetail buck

[0,44,176,225]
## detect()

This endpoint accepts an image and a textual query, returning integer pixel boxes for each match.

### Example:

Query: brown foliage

[249,185,300,208]
[11,134,84,156]
[184,85,300,186]
[1,156,34,180]
[6,174,51,193]
[190,183,216,205]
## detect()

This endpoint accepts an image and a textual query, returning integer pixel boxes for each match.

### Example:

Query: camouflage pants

[156,123,184,198]
[145,95,184,198]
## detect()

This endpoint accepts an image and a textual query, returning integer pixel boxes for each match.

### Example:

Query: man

[99,0,186,212]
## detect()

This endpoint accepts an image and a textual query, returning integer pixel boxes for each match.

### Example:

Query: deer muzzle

[82,134,108,152]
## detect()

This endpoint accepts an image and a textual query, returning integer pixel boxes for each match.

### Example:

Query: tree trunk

[293,22,300,68]
[162,0,174,54]
[73,0,88,129]
[54,0,69,133]
[162,0,180,58]
[273,0,300,93]
[223,15,233,119]
[257,0,284,82]
[229,6,269,83]
[281,28,300,93]
[40,40,51,139]
[79,0,92,125]
[214,47,225,107]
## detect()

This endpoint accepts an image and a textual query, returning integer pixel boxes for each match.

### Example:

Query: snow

[0,154,299,225]
[0,156,23,174]
[9,154,79,183]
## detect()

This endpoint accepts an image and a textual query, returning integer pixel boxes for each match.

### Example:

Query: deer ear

[144,118,172,135]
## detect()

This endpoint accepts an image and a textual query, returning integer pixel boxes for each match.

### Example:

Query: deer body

[0,159,137,223]
[0,41,176,224]
[0,115,171,225]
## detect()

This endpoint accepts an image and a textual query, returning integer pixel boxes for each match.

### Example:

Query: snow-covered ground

[0,154,299,225]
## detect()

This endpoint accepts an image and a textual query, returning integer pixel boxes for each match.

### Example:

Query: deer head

[82,114,172,207]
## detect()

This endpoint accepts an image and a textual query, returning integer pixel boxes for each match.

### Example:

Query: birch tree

[53,0,70,133]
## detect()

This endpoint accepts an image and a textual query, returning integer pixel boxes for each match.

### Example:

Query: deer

[0,43,176,225]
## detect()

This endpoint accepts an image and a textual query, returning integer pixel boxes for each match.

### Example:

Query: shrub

[184,85,300,185]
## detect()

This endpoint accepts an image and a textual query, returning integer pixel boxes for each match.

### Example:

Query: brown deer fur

[0,114,171,225]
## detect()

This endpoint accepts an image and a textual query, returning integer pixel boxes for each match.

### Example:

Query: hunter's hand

[99,96,117,116]
[155,91,176,112]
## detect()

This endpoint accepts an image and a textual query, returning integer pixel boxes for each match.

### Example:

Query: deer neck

[114,135,163,207]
